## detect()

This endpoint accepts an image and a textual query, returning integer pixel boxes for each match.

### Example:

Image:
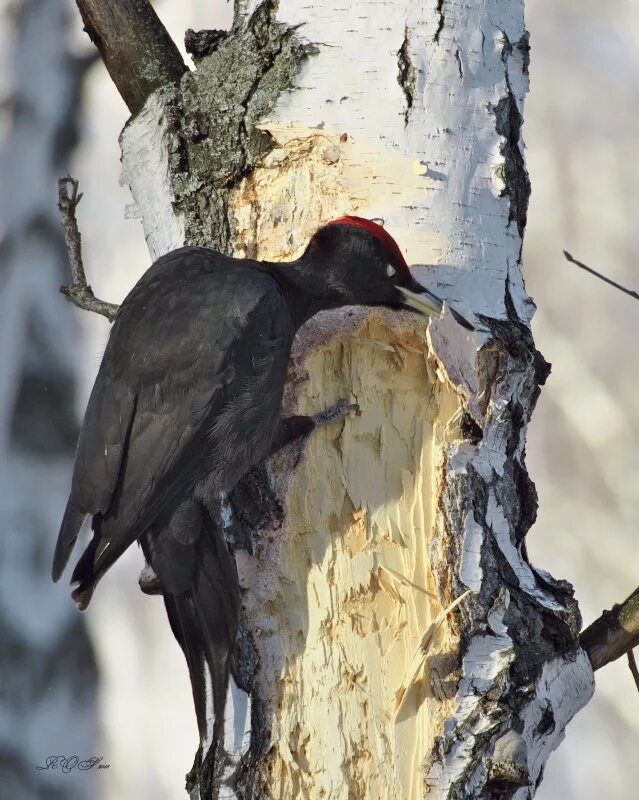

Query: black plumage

[52,217,468,773]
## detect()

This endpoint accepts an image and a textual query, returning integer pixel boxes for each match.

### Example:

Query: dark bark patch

[476,315,551,392]
[535,700,556,736]
[459,410,483,444]
[511,456,538,545]
[517,31,531,75]
[228,462,284,555]
[492,92,530,238]
[174,1,317,253]
[504,589,579,686]
[434,0,445,43]
[184,28,229,60]
[397,28,416,126]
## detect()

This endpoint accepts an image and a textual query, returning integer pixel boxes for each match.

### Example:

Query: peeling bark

[81,0,596,797]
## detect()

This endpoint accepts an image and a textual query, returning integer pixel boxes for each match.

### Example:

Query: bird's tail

[143,499,240,775]
[52,501,86,583]
[67,515,134,610]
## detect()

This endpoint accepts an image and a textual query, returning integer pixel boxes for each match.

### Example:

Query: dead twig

[58,176,119,322]
[563,250,639,302]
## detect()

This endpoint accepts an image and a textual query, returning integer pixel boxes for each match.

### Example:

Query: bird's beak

[397,284,444,317]
[398,283,475,330]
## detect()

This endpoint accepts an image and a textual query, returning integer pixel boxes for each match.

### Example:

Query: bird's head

[304,216,452,321]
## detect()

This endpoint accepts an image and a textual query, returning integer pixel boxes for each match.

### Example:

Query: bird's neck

[263,253,342,329]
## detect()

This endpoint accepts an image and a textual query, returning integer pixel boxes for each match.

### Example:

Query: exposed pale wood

[238,309,468,799]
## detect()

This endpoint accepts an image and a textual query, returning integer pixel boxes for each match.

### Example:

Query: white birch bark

[115,0,594,797]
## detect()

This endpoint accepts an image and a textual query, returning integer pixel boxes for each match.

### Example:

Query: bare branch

[628,650,639,694]
[563,250,639,302]
[58,177,86,286]
[581,586,639,671]
[75,0,188,114]
[58,177,119,322]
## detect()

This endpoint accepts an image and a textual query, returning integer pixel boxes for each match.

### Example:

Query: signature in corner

[36,756,110,772]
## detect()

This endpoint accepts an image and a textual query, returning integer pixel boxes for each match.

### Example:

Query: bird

[52,215,471,782]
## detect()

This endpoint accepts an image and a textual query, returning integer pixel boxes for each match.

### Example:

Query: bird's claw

[312,399,359,428]
[292,400,358,468]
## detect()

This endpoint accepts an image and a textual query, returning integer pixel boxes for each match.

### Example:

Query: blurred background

[0,0,636,798]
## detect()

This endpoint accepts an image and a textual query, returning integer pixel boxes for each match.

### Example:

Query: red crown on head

[324,215,410,276]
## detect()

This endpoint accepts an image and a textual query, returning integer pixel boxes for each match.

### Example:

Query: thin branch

[581,586,639,671]
[58,177,86,286]
[563,250,639,302]
[628,650,639,694]
[75,0,187,114]
[58,177,119,322]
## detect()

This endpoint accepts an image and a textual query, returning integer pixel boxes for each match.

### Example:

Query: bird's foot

[311,399,359,428]
[294,400,359,467]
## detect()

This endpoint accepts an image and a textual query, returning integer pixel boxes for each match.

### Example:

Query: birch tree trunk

[0,1,98,796]
[83,0,595,797]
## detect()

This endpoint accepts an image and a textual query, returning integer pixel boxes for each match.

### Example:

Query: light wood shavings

[394,590,470,715]
[377,564,438,600]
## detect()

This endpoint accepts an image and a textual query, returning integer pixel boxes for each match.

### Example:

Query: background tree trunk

[0,1,98,796]
[83,0,596,797]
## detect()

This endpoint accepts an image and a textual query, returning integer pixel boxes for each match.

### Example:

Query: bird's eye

[386,264,396,278]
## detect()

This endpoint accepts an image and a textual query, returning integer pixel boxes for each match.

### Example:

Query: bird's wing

[52,375,137,581]
[54,248,293,587]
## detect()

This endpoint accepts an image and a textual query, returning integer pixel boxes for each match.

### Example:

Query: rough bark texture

[111,1,596,798]
[120,0,315,260]
[75,0,187,114]
[582,587,639,671]
[0,2,98,797]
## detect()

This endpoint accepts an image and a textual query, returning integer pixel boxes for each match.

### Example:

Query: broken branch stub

[581,586,639,671]
[75,0,187,114]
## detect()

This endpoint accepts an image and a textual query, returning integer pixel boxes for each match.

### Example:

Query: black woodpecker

[52,215,471,777]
